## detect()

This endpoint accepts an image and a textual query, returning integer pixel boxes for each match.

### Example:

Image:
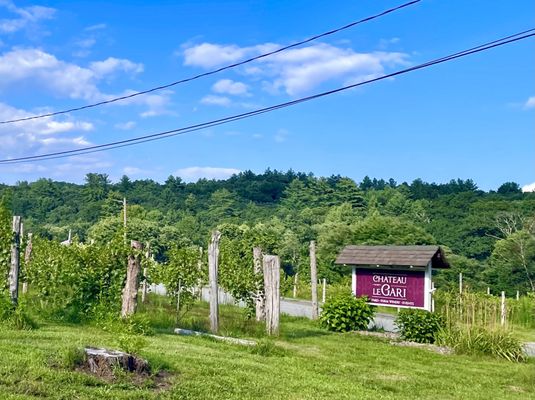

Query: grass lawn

[0,299,533,399]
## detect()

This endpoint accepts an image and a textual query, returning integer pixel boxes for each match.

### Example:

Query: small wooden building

[336,245,449,311]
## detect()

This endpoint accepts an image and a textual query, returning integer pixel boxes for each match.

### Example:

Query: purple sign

[355,269,425,308]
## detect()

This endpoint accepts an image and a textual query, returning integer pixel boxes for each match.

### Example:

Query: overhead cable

[1,28,533,164]
[0,0,421,125]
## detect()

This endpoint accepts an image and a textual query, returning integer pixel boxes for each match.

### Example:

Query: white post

[500,291,506,326]
[351,267,356,296]
[459,272,463,294]
[424,261,432,311]
[22,232,33,294]
[322,278,326,303]
[516,290,520,300]
[253,247,264,321]
[123,197,127,244]
[431,281,435,312]
[487,287,490,295]
[310,241,318,320]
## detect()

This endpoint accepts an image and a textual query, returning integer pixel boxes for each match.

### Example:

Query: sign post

[338,246,449,312]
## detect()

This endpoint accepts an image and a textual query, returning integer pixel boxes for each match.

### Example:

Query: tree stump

[84,347,150,376]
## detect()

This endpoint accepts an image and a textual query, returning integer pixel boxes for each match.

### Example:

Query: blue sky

[0,0,533,190]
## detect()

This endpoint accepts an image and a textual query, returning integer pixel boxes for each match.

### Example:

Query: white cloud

[0,1,55,34]
[114,121,136,130]
[212,79,249,96]
[0,48,168,116]
[274,128,288,143]
[0,48,140,101]
[524,96,535,110]
[200,95,231,107]
[0,102,94,159]
[522,182,535,193]
[174,166,241,182]
[183,41,409,96]
[84,23,106,32]
[123,166,146,175]
[90,57,143,78]
[256,45,409,95]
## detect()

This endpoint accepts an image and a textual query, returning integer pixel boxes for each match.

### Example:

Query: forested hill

[1,170,534,294]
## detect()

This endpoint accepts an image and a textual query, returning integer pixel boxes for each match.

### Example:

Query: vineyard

[1,201,535,399]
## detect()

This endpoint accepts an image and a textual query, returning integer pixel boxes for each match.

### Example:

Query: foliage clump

[395,309,444,344]
[436,326,525,362]
[0,296,37,330]
[319,294,375,332]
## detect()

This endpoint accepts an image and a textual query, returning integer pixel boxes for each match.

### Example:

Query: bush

[395,309,443,343]
[0,296,37,330]
[319,294,375,332]
[436,326,525,362]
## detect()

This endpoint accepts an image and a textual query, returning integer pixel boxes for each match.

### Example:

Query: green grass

[0,298,534,399]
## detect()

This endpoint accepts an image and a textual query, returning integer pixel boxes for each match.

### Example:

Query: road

[150,284,398,331]
[151,285,535,355]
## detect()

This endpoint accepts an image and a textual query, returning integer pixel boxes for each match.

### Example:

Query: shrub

[319,294,375,332]
[436,326,525,362]
[0,295,37,330]
[395,309,443,343]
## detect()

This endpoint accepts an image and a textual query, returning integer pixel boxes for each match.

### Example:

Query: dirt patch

[74,347,174,390]
[352,330,400,340]
[389,340,453,355]
[352,331,452,355]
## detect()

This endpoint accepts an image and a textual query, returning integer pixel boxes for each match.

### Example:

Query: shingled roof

[335,245,449,269]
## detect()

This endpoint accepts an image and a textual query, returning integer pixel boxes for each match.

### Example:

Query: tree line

[1,170,534,295]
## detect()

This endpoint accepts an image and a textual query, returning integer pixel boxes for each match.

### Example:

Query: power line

[0,0,421,125]
[1,28,534,165]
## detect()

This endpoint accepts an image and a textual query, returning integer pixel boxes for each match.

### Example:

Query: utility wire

[0,0,421,125]
[1,29,534,164]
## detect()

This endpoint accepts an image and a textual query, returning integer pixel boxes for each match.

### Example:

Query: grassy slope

[0,301,533,400]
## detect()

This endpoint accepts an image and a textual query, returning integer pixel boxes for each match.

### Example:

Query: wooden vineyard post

[263,255,280,335]
[253,247,265,321]
[22,232,32,294]
[310,240,318,320]
[500,291,506,326]
[208,231,221,334]
[121,240,143,318]
[9,216,21,305]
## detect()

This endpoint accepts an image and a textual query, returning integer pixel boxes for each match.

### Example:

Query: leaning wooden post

[208,231,221,334]
[253,247,265,321]
[121,240,143,318]
[500,291,506,326]
[22,232,33,294]
[263,255,280,335]
[9,216,22,306]
[310,240,318,320]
